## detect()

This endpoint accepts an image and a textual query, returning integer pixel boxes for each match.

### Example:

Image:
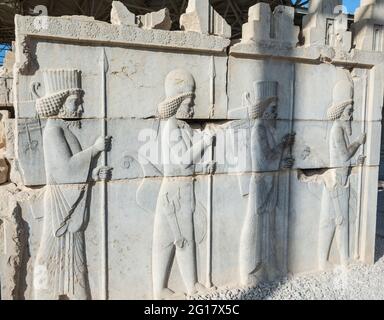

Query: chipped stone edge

[230,42,384,68]
[15,15,230,54]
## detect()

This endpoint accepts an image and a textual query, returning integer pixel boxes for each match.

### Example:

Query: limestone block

[241,3,298,45]
[19,182,102,300]
[110,1,137,26]
[353,0,384,51]
[4,118,15,161]
[14,17,229,120]
[0,74,12,106]
[0,184,29,300]
[9,12,384,300]
[242,3,271,43]
[303,0,352,51]
[0,158,8,184]
[180,0,231,38]
[290,165,379,273]
[272,6,300,44]
[138,8,172,31]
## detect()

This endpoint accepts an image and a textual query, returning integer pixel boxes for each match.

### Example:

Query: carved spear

[354,70,368,260]
[206,135,214,289]
[101,48,109,300]
[206,56,216,288]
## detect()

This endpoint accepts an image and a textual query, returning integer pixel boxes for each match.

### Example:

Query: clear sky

[344,0,361,13]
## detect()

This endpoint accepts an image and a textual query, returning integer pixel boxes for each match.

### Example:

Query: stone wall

[1,0,383,300]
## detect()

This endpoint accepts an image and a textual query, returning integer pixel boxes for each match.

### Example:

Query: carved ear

[30,82,42,99]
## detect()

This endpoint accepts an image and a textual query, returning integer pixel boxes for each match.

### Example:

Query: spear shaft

[101,48,109,300]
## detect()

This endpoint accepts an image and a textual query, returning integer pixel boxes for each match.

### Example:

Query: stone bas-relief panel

[15,40,228,120]
[108,171,290,299]
[7,0,384,300]
[229,58,382,122]
[19,115,379,188]
[18,182,103,300]
[289,166,379,274]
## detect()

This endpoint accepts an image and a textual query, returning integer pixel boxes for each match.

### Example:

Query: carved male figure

[318,76,365,269]
[152,69,214,299]
[33,69,111,300]
[235,81,295,286]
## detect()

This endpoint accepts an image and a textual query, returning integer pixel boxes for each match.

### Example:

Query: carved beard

[263,114,277,128]
[59,106,82,129]
[176,105,194,119]
[63,119,82,130]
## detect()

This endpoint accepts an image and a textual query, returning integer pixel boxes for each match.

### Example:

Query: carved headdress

[327,71,354,120]
[246,81,278,119]
[36,69,83,118]
[157,69,195,119]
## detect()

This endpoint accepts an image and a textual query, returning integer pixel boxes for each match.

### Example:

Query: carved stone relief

[31,69,111,300]
[5,0,384,300]
[298,69,366,269]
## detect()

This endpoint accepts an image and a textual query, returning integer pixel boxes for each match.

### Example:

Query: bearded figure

[316,75,365,270]
[151,69,214,300]
[33,69,111,300]
[234,81,295,286]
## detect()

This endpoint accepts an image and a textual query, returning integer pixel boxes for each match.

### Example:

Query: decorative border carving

[15,16,230,54]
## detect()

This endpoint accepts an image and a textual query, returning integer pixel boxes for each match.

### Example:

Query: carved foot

[155,288,184,300]
[340,257,350,268]
[319,260,333,272]
[187,282,212,296]
[242,273,263,287]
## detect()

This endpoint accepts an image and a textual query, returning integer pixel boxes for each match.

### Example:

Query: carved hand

[92,166,113,181]
[93,136,112,154]
[203,132,215,147]
[282,133,296,148]
[174,237,187,249]
[358,133,367,145]
[204,161,216,175]
[282,157,295,169]
[357,155,366,166]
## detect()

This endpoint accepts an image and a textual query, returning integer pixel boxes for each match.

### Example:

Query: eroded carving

[33,69,111,300]
[231,81,295,286]
[18,36,39,76]
[138,8,172,31]
[0,112,9,185]
[137,69,215,299]
[0,184,30,300]
[299,70,366,270]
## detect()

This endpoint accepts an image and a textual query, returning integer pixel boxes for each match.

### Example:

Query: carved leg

[266,209,280,281]
[334,188,350,266]
[319,190,335,271]
[239,190,263,286]
[175,239,200,296]
[152,213,175,300]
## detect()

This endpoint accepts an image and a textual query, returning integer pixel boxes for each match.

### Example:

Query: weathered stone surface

[302,0,352,52]
[4,9,384,300]
[242,3,299,45]
[353,0,384,51]
[138,8,172,31]
[110,1,137,26]
[180,0,231,38]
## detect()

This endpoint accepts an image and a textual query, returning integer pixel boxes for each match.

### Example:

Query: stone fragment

[353,0,384,51]
[110,1,137,26]
[180,0,231,38]
[272,5,300,43]
[241,3,299,44]
[0,158,8,184]
[138,8,172,30]
[0,184,31,300]
[302,0,352,51]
